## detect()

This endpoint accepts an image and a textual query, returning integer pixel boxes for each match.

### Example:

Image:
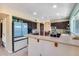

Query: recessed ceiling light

[52,5,57,8]
[33,12,37,15]
[41,17,44,19]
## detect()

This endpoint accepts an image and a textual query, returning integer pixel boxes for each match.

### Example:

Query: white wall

[1,15,13,53]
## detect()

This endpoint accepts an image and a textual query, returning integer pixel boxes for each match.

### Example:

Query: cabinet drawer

[28,38,40,56]
[14,39,27,52]
[40,40,72,56]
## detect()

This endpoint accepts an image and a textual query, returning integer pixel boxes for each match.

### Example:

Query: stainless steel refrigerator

[12,22,28,52]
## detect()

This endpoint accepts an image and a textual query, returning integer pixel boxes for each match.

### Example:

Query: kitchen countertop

[28,34,79,47]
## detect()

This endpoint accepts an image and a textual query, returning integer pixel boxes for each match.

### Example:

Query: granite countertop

[28,34,79,47]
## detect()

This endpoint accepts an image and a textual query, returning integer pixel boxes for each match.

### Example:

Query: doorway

[40,23,44,35]
[0,20,3,46]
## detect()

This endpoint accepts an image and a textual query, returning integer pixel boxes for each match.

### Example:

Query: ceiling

[0,3,76,20]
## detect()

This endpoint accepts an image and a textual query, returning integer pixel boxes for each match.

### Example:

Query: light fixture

[52,5,57,8]
[41,16,44,19]
[33,12,37,15]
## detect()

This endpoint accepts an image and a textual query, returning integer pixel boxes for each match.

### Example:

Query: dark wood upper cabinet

[51,21,69,29]
[27,21,37,33]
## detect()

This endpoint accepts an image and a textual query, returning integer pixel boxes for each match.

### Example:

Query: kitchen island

[28,34,79,56]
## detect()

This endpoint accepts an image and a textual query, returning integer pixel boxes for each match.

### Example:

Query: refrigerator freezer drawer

[14,37,27,41]
[14,39,27,52]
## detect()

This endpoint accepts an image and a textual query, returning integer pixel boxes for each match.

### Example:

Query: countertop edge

[28,34,79,47]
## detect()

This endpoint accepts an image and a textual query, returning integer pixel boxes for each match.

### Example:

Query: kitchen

[0,3,79,56]
[28,3,79,56]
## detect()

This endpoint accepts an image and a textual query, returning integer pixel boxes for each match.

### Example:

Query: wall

[2,15,13,53]
[37,22,40,35]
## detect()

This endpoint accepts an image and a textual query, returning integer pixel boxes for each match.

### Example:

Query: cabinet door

[40,40,59,56]
[57,43,72,56]
[70,46,79,56]
[28,38,40,56]
[40,40,73,56]
[14,39,27,52]
[57,43,79,56]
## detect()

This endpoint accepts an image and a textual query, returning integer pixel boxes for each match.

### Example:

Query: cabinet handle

[37,39,39,43]
[40,54,42,56]
[54,42,58,47]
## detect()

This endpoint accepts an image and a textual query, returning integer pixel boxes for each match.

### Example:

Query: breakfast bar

[28,34,79,56]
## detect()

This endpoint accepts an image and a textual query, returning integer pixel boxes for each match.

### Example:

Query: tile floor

[0,46,28,56]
